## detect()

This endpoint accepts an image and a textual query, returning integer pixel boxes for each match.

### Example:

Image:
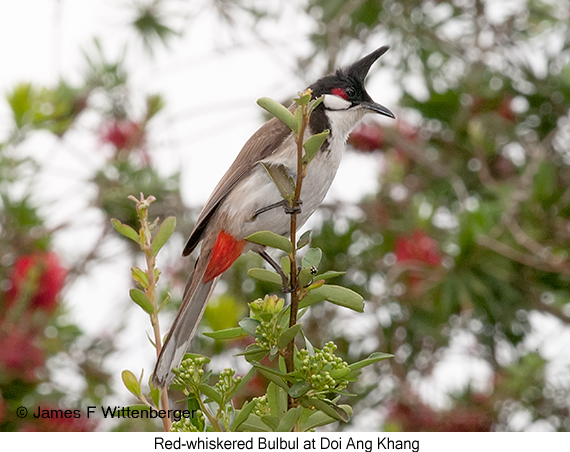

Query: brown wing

[183,113,292,256]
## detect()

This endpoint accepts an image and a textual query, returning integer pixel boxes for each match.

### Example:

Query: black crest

[309,46,390,99]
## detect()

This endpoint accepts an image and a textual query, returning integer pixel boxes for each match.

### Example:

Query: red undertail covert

[203,230,245,282]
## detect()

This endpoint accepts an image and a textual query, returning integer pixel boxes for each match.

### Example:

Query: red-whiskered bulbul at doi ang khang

[153,46,395,387]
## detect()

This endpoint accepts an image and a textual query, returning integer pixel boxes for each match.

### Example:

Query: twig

[133,194,172,432]
[284,99,310,410]
[144,250,172,432]
[477,235,570,276]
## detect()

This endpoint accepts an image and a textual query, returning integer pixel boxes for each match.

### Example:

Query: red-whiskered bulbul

[153,46,394,387]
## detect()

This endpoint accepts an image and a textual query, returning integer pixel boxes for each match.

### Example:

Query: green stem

[138,197,172,432]
[196,394,222,432]
[285,101,309,409]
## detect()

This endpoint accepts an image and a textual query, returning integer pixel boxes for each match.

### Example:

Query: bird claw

[283,200,302,215]
[254,199,303,218]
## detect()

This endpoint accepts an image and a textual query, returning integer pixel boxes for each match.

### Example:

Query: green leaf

[260,163,295,201]
[257,97,298,133]
[297,230,312,249]
[239,414,272,432]
[276,406,304,432]
[253,362,293,380]
[129,288,154,314]
[288,381,311,398]
[231,399,256,431]
[148,375,160,407]
[302,247,322,269]
[270,345,279,359]
[307,398,350,423]
[121,370,141,397]
[267,382,288,419]
[239,318,261,336]
[329,367,351,379]
[131,266,149,289]
[246,231,293,253]
[308,95,325,115]
[151,216,176,256]
[150,387,160,408]
[303,130,329,165]
[203,327,248,340]
[238,344,268,363]
[317,271,345,280]
[277,323,302,349]
[8,83,33,128]
[230,367,255,400]
[298,268,314,288]
[146,94,165,120]
[256,368,290,391]
[306,280,325,291]
[261,415,279,431]
[348,352,393,371]
[300,408,344,431]
[111,218,140,243]
[281,256,291,275]
[295,90,313,106]
[198,383,223,405]
[248,268,282,285]
[299,285,364,312]
[186,396,200,413]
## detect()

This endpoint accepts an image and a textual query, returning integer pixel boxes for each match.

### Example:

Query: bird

[153,45,394,388]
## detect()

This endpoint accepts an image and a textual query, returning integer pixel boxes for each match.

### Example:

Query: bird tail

[152,256,217,388]
[152,230,245,388]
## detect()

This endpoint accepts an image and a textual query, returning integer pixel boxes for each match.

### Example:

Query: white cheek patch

[323,94,352,111]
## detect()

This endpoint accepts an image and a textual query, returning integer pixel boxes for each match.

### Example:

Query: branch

[477,235,570,276]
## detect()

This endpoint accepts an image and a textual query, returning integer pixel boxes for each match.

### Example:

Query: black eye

[345,87,356,98]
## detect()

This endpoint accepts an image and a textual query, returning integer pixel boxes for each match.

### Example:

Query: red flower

[348,123,384,152]
[394,230,442,290]
[101,119,143,150]
[0,328,45,381]
[6,252,67,313]
[395,230,442,267]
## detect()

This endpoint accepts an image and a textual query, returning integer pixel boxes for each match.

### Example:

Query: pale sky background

[1,0,569,431]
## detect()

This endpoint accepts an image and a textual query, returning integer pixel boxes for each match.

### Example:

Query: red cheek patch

[331,88,349,100]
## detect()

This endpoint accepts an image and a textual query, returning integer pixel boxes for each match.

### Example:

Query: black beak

[361,101,395,119]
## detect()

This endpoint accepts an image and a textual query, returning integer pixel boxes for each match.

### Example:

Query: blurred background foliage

[1,0,570,431]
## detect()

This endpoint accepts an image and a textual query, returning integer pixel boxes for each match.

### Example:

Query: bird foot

[254,199,303,218]
[283,199,302,215]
